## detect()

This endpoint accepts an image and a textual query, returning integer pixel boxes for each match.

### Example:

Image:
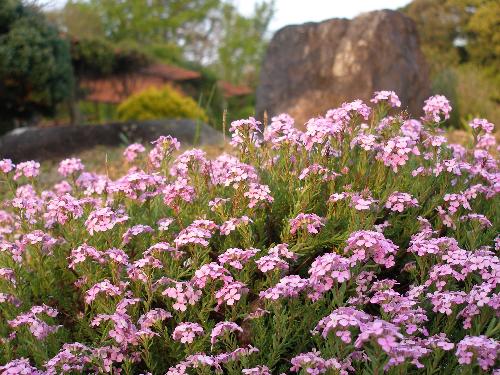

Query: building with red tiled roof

[81,63,252,105]
[81,63,201,104]
[141,64,201,81]
[219,81,253,98]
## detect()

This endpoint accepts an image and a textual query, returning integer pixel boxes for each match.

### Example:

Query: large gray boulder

[0,119,223,162]
[256,10,430,126]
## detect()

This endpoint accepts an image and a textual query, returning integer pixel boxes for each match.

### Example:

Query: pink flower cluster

[172,322,204,344]
[344,230,398,268]
[58,158,84,177]
[0,91,498,374]
[85,207,129,235]
[371,90,401,107]
[423,95,452,122]
[289,213,325,235]
[8,305,60,340]
[385,191,419,212]
[123,143,146,162]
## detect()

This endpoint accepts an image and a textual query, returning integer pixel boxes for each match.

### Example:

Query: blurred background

[0,0,498,138]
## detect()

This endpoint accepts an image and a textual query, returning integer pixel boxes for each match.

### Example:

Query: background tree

[402,0,499,126]
[214,1,275,86]
[45,0,104,39]
[0,0,73,134]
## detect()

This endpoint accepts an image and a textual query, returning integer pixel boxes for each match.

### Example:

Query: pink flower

[162,280,202,311]
[209,197,229,211]
[68,244,104,269]
[289,213,325,235]
[469,118,494,134]
[210,321,242,345]
[385,191,418,212]
[122,224,153,245]
[85,207,129,236]
[299,164,339,181]
[170,149,209,178]
[58,158,84,177]
[377,136,420,172]
[123,143,146,162]
[174,219,218,248]
[229,117,262,148]
[172,322,204,344]
[242,366,271,375]
[9,305,60,340]
[260,275,308,300]
[218,247,259,269]
[84,279,127,304]
[210,154,258,188]
[456,335,499,370]
[312,307,372,342]
[350,192,377,211]
[0,268,16,285]
[44,194,83,228]
[192,262,232,288]
[371,90,401,107]
[302,117,342,151]
[354,319,402,353]
[423,95,452,122]
[149,135,180,168]
[146,242,184,260]
[0,358,43,374]
[256,254,289,273]
[244,183,274,208]
[308,253,351,300]
[13,161,40,180]
[427,290,466,315]
[263,113,302,148]
[0,159,14,174]
[163,177,196,208]
[157,217,174,231]
[344,230,398,268]
[459,213,492,228]
[219,216,252,235]
[138,308,172,329]
[290,349,342,374]
[351,133,378,151]
[215,280,248,307]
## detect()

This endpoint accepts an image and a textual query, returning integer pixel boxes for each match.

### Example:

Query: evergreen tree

[0,0,73,133]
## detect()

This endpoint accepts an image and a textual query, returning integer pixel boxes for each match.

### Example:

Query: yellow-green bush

[117,85,208,122]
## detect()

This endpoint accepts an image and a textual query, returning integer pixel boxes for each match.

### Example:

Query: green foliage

[45,0,104,39]
[214,1,275,86]
[117,85,208,122]
[53,0,274,88]
[70,37,150,79]
[402,0,466,70]
[454,64,500,125]
[143,43,185,66]
[402,0,500,127]
[452,0,500,75]
[87,0,221,45]
[0,0,73,133]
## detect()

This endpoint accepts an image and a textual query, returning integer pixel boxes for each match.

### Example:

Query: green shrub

[117,85,208,123]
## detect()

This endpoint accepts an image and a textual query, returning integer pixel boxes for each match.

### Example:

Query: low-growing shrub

[0,91,498,374]
[117,85,208,123]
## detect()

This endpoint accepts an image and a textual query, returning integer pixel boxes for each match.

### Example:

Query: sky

[39,0,413,31]
[236,0,412,31]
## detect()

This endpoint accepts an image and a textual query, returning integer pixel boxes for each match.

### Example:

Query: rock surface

[0,119,222,162]
[256,10,430,126]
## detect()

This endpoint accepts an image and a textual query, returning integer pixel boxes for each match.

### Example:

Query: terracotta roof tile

[219,81,253,98]
[141,64,201,81]
[82,75,168,104]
